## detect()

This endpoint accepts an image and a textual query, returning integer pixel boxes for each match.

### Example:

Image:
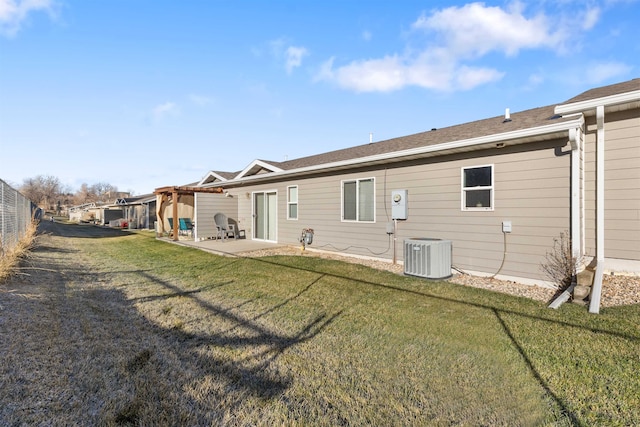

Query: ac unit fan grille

[404,238,452,279]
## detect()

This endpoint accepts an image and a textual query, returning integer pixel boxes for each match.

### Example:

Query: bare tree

[20,176,121,209]
[74,183,96,205]
[20,175,62,210]
[90,182,118,202]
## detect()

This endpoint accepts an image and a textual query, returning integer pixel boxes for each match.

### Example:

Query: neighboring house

[68,202,99,223]
[116,195,157,229]
[68,195,157,229]
[177,79,638,313]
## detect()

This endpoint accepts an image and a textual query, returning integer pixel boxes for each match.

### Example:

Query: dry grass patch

[0,220,38,283]
[2,222,639,426]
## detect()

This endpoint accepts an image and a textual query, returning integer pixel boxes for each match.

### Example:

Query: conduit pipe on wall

[589,106,606,314]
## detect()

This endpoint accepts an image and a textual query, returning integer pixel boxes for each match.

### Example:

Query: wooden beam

[154,185,224,195]
[172,190,179,241]
[156,193,170,237]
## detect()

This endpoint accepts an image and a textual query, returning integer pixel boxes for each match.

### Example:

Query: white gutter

[589,105,606,314]
[555,90,640,115]
[210,117,584,187]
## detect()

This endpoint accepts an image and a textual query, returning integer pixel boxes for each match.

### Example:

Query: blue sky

[1,0,638,195]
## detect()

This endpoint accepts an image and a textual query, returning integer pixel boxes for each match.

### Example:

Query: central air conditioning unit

[404,238,452,279]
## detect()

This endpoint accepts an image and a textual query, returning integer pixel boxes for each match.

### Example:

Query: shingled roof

[562,78,640,104]
[199,78,637,184]
[266,104,571,172]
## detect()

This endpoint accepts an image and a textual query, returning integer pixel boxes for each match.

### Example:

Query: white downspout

[569,127,582,262]
[589,105,605,314]
[549,127,582,309]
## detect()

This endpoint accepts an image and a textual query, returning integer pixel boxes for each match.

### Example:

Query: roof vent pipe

[369,132,373,144]
[503,108,512,123]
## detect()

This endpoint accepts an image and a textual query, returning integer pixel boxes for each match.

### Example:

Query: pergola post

[156,193,168,237]
[172,190,179,241]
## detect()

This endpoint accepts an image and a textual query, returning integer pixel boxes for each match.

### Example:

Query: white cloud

[329,55,407,93]
[316,49,503,93]
[152,102,179,121]
[285,46,308,74]
[0,0,56,37]
[315,2,586,93]
[581,6,601,30]
[455,66,505,90]
[189,94,212,106]
[412,2,566,58]
[527,73,544,87]
[583,61,632,84]
[267,38,309,74]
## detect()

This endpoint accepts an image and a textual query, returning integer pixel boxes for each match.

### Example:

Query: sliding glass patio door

[253,191,277,241]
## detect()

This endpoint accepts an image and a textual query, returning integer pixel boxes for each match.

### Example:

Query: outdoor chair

[167,218,175,237]
[178,218,194,236]
[214,213,235,240]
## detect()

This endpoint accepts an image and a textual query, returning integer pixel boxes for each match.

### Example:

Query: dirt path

[0,222,218,425]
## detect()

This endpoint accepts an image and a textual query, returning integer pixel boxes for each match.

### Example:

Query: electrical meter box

[391,189,408,220]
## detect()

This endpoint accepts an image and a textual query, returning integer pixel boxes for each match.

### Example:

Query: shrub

[540,230,582,290]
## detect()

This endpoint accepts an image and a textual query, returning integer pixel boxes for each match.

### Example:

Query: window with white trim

[287,185,298,220]
[462,165,493,210]
[342,178,375,222]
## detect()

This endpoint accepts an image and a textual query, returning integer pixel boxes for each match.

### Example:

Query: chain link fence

[1,179,39,256]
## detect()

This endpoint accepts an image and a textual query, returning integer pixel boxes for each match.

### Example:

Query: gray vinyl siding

[603,110,640,260]
[583,109,640,262]
[233,138,571,281]
[194,193,216,240]
[194,193,238,240]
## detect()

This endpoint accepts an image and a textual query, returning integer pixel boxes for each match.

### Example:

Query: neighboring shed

[116,195,157,229]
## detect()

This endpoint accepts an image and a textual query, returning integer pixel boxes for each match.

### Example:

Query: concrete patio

[157,235,289,257]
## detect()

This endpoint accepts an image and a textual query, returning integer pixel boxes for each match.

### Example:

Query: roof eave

[555,90,640,116]
[220,116,584,186]
[235,159,284,179]
[197,171,228,186]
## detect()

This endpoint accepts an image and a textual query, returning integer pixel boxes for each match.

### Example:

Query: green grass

[18,230,640,425]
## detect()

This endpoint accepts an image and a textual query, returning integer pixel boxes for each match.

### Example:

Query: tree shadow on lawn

[14,227,637,425]
[251,255,640,342]
[224,254,640,425]
[94,246,638,425]
[119,255,626,426]
[2,250,343,425]
[110,268,343,424]
[38,219,132,239]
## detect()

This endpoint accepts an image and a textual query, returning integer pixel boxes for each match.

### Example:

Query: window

[342,178,375,222]
[287,186,298,220]
[462,165,493,210]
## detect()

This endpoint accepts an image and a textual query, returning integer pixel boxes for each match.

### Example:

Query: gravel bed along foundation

[238,246,640,308]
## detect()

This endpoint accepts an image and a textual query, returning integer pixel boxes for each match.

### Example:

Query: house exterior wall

[231,137,571,282]
[583,108,640,264]
[194,193,238,240]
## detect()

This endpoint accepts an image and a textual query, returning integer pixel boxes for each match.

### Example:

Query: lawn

[2,225,639,426]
